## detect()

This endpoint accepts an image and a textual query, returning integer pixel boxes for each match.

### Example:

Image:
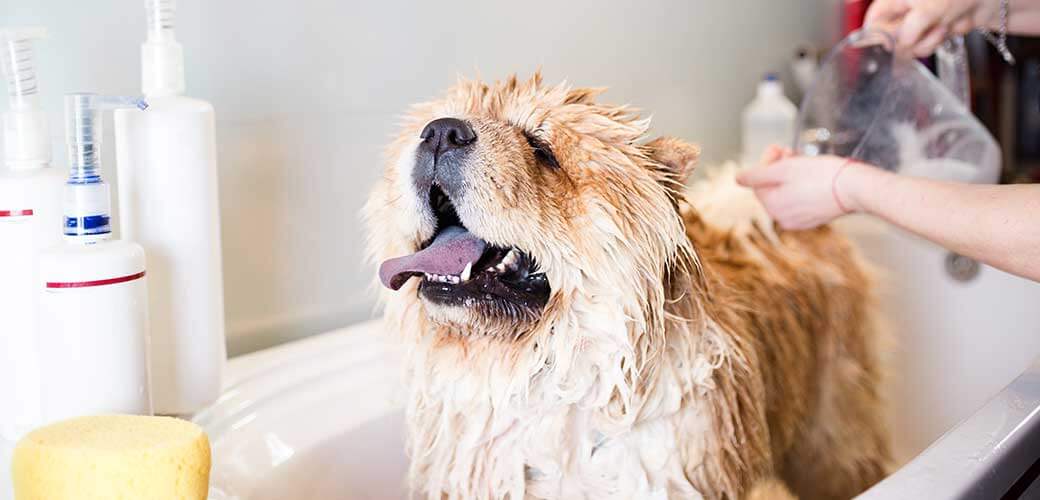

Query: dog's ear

[644,137,700,184]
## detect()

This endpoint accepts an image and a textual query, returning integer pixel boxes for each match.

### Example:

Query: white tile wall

[5,0,832,353]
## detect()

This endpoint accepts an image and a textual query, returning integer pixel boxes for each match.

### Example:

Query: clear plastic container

[795,29,1001,184]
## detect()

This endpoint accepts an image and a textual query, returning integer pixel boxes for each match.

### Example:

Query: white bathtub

[199,220,1040,499]
[196,322,409,500]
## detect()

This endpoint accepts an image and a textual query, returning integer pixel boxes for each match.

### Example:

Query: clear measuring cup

[795,29,1001,184]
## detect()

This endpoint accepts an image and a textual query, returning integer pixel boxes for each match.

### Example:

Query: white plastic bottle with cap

[741,73,798,166]
[37,94,152,424]
[114,0,226,416]
[0,28,64,448]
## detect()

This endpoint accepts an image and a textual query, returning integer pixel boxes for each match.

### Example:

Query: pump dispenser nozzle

[63,94,147,241]
[142,0,185,97]
[1,27,49,171]
[66,94,148,184]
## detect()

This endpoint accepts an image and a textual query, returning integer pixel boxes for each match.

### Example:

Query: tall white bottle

[0,27,63,500]
[741,73,797,165]
[37,94,152,424]
[115,0,226,415]
[0,27,64,446]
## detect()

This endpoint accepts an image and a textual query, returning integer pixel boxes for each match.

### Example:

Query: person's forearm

[842,164,1040,281]
[1010,0,1040,35]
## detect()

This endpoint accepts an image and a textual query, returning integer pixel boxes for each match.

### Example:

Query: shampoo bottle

[37,94,152,424]
[741,73,797,166]
[114,0,226,415]
[0,28,64,445]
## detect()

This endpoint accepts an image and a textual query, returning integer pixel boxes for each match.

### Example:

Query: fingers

[753,186,823,230]
[865,0,912,25]
[865,0,994,58]
[758,145,794,166]
[913,24,949,57]
[886,0,983,57]
[759,145,784,165]
[951,15,975,35]
[737,162,787,188]
[899,6,942,53]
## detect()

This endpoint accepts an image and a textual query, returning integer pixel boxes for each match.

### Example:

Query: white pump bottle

[37,95,152,425]
[0,27,64,445]
[0,27,64,500]
[114,0,226,415]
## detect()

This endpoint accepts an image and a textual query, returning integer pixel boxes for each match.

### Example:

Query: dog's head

[366,74,699,341]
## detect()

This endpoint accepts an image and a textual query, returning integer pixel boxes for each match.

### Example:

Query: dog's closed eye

[524,131,560,169]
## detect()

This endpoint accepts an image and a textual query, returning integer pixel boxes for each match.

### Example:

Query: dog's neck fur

[384,226,758,500]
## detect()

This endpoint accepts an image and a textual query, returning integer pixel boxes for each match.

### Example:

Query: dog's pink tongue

[379,226,486,290]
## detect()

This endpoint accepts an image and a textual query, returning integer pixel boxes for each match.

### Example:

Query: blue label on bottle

[64,215,111,236]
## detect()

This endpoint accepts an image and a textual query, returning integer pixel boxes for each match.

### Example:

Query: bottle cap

[142,0,185,97]
[1,27,50,171]
[759,74,784,96]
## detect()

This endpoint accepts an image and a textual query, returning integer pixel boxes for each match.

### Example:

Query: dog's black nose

[420,118,476,155]
[413,118,476,200]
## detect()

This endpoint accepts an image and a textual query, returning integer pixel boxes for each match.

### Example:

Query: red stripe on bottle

[0,209,34,217]
[46,271,146,289]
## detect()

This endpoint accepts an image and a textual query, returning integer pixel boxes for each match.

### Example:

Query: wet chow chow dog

[365,74,890,500]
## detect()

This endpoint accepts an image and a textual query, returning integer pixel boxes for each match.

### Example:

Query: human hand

[865,0,1002,57]
[737,148,863,230]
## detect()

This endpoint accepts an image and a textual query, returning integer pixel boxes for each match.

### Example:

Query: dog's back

[684,167,891,499]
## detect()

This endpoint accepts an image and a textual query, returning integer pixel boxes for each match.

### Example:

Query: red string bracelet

[832,159,854,213]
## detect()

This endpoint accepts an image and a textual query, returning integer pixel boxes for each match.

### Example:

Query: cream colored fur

[365,75,890,500]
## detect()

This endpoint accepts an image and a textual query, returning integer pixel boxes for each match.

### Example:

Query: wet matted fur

[364,74,891,499]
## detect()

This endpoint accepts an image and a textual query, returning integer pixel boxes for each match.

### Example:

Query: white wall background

[6,0,834,354]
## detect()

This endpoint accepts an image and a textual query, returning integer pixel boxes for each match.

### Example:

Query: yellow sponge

[12,414,211,500]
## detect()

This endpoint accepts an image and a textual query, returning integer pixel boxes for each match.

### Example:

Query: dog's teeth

[460,262,473,282]
[447,275,460,284]
[502,250,518,268]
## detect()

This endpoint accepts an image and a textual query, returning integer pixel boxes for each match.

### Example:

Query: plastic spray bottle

[114,0,226,415]
[37,94,152,424]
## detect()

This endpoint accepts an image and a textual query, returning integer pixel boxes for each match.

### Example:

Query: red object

[843,0,871,37]
[0,209,34,217]
[840,0,873,90]
[832,159,856,213]
[46,271,146,289]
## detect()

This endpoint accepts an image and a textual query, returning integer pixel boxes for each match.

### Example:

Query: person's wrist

[835,161,886,214]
